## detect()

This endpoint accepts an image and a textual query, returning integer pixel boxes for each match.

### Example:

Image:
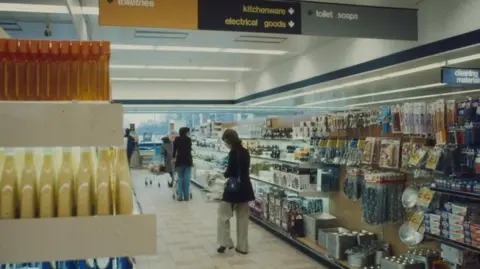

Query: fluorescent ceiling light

[110,65,146,69]
[110,65,251,71]
[111,44,287,55]
[300,83,445,107]
[349,88,480,108]
[384,62,445,78]
[184,79,228,82]
[0,3,68,14]
[222,48,287,55]
[81,7,100,15]
[110,44,156,51]
[111,78,229,82]
[0,3,99,15]
[447,53,480,65]
[156,46,221,52]
[251,62,447,106]
[147,66,198,70]
[199,67,252,71]
[111,78,141,81]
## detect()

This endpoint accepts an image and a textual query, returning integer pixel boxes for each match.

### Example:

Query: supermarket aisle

[131,170,324,269]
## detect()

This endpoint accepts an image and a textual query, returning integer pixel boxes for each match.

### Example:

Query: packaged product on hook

[344,167,364,201]
[408,146,429,168]
[425,146,444,171]
[391,105,402,133]
[379,139,400,169]
[362,137,377,165]
[362,172,405,225]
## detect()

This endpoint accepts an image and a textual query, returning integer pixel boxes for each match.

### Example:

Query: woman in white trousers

[217,129,255,254]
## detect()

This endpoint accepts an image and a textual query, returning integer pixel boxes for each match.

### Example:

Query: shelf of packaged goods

[0,214,157,263]
[0,102,123,147]
[250,155,316,168]
[430,186,480,200]
[250,175,325,198]
[241,137,308,142]
[424,232,480,254]
[248,214,348,269]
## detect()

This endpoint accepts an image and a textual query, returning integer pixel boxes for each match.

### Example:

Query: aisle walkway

[132,170,324,269]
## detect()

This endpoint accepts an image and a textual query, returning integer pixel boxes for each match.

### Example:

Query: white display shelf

[0,102,124,147]
[250,175,325,198]
[195,147,315,168]
[0,214,157,263]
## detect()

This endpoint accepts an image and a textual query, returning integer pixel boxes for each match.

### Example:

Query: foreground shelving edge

[0,214,157,263]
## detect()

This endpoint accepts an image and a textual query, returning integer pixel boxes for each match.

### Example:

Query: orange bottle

[70,42,81,101]
[39,40,51,100]
[90,42,100,101]
[0,39,6,100]
[80,42,91,100]
[50,41,60,101]
[59,41,71,100]
[99,41,110,101]
[6,39,19,100]
[28,40,40,100]
[18,40,30,101]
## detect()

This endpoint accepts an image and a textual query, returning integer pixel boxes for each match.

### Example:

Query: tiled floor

[132,170,326,269]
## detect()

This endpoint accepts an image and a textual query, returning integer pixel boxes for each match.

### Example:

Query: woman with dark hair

[161,136,174,187]
[173,127,193,201]
[217,129,254,255]
[124,128,135,165]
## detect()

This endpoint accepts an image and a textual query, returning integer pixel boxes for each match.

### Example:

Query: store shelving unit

[424,232,480,254]
[250,175,325,197]
[249,214,349,269]
[430,186,480,200]
[0,101,157,263]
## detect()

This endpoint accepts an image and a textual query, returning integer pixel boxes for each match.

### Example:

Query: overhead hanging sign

[197,0,301,35]
[442,68,480,85]
[98,0,198,29]
[98,0,418,40]
[300,2,418,40]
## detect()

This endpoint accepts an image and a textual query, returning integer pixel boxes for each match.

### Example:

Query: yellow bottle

[19,149,37,218]
[38,149,56,218]
[115,140,133,215]
[76,148,93,216]
[57,148,74,217]
[96,147,111,215]
[0,149,17,219]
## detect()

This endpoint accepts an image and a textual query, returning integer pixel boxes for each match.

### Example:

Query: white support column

[65,0,89,41]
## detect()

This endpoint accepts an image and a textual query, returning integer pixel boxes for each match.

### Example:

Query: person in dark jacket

[173,127,193,201]
[217,129,255,255]
[124,128,135,165]
[161,136,174,187]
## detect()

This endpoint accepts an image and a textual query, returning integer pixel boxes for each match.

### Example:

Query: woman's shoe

[235,248,248,255]
[217,246,233,253]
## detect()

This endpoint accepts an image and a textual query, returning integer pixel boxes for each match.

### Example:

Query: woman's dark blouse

[223,145,255,204]
[173,136,193,167]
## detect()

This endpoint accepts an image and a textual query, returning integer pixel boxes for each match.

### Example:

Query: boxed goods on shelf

[303,212,337,241]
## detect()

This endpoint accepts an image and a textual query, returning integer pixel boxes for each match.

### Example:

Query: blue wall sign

[442,68,480,85]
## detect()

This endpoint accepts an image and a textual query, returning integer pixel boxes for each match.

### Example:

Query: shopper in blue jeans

[173,127,193,201]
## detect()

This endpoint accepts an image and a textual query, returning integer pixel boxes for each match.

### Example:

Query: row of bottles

[0,144,132,219]
[0,39,111,101]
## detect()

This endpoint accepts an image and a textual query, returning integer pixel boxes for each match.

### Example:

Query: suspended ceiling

[1,0,479,112]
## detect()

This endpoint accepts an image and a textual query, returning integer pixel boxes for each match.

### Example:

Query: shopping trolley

[145,145,167,188]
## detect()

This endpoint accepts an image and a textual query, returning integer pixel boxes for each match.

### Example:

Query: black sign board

[198,0,301,35]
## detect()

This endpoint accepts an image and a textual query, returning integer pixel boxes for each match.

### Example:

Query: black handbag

[224,150,241,193]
